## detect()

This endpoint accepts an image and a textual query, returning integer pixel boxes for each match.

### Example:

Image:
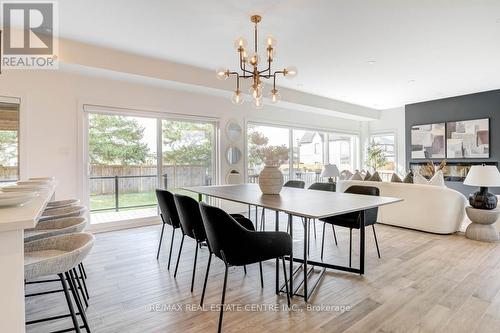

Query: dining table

[183,183,403,302]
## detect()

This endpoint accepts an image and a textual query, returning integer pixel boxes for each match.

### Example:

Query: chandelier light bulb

[231,90,244,105]
[234,37,248,50]
[216,68,229,80]
[270,89,281,103]
[254,97,264,110]
[284,66,297,78]
[265,35,277,47]
[249,53,260,66]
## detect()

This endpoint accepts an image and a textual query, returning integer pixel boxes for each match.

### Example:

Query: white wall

[368,107,406,175]
[0,69,362,205]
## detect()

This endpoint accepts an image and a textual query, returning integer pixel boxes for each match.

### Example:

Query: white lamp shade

[320,164,340,178]
[463,165,500,187]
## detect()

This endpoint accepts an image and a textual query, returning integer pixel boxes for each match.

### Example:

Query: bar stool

[25,217,91,306]
[40,205,87,222]
[46,199,81,210]
[25,233,95,333]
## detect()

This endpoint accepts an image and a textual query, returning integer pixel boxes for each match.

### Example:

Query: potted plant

[256,145,289,194]
[366,142,387,172]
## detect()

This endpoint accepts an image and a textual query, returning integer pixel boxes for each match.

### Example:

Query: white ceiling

[57,0,500,109]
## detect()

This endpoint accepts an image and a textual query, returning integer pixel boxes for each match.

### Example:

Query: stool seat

[40,205,87,221]
[25,217,87,242]
[46,199,80,210]
[24,233,95,280]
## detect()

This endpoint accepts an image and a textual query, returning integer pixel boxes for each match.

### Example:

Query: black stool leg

[72,268,88,308]
[332,225,338,245]
[372,225,381,258]
[59,273,81,333]
[349,228,352,268]
[191,241,199,293]
[174,233,185,277]
[312,219,317,239]
[80,263,87,279]
[156,219,166,260]
[200,251,212,306]
[78,264,90,300]
[66,271,91,332]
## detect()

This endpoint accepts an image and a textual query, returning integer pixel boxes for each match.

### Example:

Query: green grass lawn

[90,188,198,211]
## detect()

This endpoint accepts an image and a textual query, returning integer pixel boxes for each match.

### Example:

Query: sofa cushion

[391,173,403,183]
[368,171,382,182]
[414,170,446,187]
[350,171,364,181]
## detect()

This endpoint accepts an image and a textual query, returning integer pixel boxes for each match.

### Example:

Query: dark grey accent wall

[405,89,500,195]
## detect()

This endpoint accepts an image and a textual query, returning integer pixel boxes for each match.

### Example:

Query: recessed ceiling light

[367,60,376,65]
[408,79,416,84]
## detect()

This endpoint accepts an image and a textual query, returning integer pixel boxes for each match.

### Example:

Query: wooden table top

[183,184,402,219]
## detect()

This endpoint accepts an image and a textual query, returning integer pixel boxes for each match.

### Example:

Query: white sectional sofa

[337,180,468,234]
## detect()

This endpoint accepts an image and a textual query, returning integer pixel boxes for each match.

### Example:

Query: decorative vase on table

[258,165,284,194]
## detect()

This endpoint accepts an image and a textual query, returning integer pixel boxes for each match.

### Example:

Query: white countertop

[0,184,56,232]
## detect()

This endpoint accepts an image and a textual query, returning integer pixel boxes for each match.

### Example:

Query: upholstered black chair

[155,189,182,269]
[199,202,292,333]
[319,185,381,266]
[173,194,259,293]
[307,182,336,242]
[261,180,305,231]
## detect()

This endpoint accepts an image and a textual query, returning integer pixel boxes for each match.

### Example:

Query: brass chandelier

[216,15,297,109]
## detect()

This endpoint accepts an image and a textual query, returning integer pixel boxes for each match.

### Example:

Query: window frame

[369,131,398,173]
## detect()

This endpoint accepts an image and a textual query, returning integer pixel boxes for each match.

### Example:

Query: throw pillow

[429,170,446,187]
[364,171,372,181]
[340,170,353,180]
[413,172,429,185]
[350,171,364,181]
[391,173,402,183]
[403,171,413,183]
[368,171,382,182]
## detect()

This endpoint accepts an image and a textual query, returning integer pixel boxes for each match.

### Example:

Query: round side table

[465,206,499,242]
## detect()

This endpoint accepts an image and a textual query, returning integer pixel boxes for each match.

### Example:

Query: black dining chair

[199,202,292,333]
[155,189,182,269]
[173,194,261,293]
[307,182,336,243]
[319,185,381,266]
[261,180,305,231]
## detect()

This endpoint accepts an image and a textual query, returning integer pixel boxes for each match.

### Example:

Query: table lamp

[463,164,500,210]
[320,164,340,183]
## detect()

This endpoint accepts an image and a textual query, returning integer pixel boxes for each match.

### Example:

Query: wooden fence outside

[0,166,18,181]
[90,164,211,195]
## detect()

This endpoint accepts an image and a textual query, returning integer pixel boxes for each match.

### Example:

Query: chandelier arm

[254,22,258,53]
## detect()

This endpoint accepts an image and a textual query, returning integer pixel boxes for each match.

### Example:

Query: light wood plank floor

[25,212,500,333]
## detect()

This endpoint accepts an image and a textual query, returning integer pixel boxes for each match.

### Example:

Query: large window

[369,132,396,180]
[86,108,216,224]
[247,122,359,187]
[0,102,20,184]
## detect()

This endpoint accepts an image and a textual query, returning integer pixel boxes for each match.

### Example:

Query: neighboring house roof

[300,131,325,144]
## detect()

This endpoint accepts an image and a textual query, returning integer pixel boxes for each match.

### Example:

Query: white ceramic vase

[258,165,284,194]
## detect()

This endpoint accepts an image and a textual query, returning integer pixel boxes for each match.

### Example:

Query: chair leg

[349,228,352,268]
[78,264,89,300]
[66,271,91,332]
[59,273,81,333]
[218,264,229,333]
[259,262,264,288]
[191,242,199,293]
[243,265,247,275]
[312,219,317,239]
[372,225,381,258]
[167,228,176,270]
[332,225,338,246]
[156,221,166,260]
[321,222,326,260]
[201,251,212,306]
[174,233,185,278]
[281,257,291,307]
[72,268,88,308]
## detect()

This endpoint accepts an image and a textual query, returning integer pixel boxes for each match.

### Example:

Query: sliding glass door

[0,102,20,184]
[86,108,217,225]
